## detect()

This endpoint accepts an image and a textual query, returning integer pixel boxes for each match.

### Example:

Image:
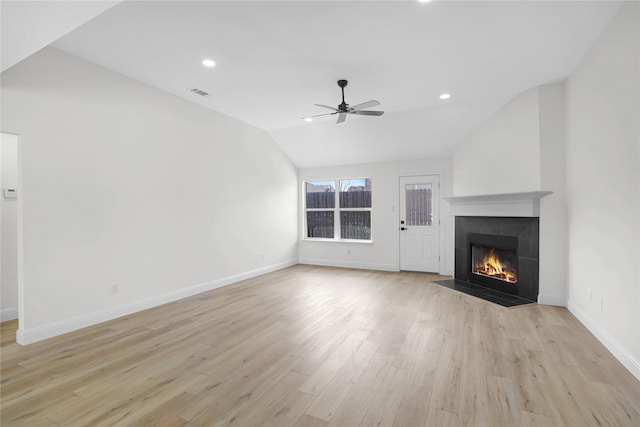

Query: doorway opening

[1,132,20,323]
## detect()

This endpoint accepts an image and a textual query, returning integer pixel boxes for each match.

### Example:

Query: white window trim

[303,179,373,242]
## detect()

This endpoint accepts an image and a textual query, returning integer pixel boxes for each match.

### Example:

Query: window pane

[339,178,372,208]
[340,211,371,240]
[306,181,335,208]
[307,211,334,238]
[405,183,432,226]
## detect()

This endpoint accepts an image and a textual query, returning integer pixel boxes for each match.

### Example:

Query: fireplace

[455,216,539,302]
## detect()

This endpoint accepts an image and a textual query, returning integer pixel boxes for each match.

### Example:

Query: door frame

[397,174,441,274]
[0,132,23,329]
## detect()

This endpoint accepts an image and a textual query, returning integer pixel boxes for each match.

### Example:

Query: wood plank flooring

[1,265,639,426]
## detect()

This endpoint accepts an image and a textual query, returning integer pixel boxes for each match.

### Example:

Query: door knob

[400,227,407,231]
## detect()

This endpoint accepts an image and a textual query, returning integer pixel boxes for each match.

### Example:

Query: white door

[399,175,440,273]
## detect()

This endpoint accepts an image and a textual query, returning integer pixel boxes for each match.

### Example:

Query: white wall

[1,133,19,320]
[1,47,298,343]
[565,1,639,379]
[453,87,541,196]
[299,157,454,275]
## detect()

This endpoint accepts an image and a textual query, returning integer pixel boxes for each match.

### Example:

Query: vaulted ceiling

[2,1,622,168]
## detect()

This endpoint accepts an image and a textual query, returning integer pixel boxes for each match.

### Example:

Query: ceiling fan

[310,80,384,124]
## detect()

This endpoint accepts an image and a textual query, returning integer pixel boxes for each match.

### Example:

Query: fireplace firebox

[455,217,539,302]
[472,246,518,283]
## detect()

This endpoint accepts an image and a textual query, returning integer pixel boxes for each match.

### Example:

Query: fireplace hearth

[454,216,539,303]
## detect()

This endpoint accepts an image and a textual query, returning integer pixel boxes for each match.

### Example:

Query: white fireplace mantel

[443,191,552,217]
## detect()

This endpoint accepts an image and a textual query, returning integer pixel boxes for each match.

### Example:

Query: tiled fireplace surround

[445,192,551,303]
[455,216,539,302]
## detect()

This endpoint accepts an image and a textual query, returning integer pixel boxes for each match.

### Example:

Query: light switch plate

[3,188,17,199]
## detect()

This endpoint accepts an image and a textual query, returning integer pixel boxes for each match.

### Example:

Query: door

[399,175,440,273]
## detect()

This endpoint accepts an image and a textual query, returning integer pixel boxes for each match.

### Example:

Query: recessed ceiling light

[439,93,451,100]
[202,59,216,68]
[304,117,313,122]
[418,0,432,3]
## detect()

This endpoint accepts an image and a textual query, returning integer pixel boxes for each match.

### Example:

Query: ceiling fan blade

[336,113,347,124]
[309,112,337,118]
[352,110,384,116]
[350,100,380,110]
[315,104,339,112]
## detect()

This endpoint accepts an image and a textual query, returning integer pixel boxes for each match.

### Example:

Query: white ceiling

[6,1,623,168]
[0,0,121,72]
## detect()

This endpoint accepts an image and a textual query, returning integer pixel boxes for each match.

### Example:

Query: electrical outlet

[112,283,119,295]
[587,290,592,301]
[261,254,265,261]
[347,249,351,255]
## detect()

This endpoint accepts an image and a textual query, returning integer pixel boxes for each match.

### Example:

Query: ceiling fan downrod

[338,79,348,110]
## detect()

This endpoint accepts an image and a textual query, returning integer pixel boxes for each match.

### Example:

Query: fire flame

[473,248,518,283]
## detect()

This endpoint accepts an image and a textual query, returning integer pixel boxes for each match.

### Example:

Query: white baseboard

[440,268,454,277]
[537,294,566,306]
[16,259,297,346]
[298,258,398,272]
[1,307,18,322]
[567,300,640,381]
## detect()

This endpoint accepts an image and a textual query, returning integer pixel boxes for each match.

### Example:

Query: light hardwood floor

[1,265,638,426]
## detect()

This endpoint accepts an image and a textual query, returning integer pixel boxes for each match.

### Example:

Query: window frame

[304,178,373,242]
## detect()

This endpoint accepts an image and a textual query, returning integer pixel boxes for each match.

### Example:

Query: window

[305,178,372,241]
[404,183,432,226]
[305,180,335,239]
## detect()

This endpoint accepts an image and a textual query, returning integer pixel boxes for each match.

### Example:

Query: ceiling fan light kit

[310,79,384,124]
